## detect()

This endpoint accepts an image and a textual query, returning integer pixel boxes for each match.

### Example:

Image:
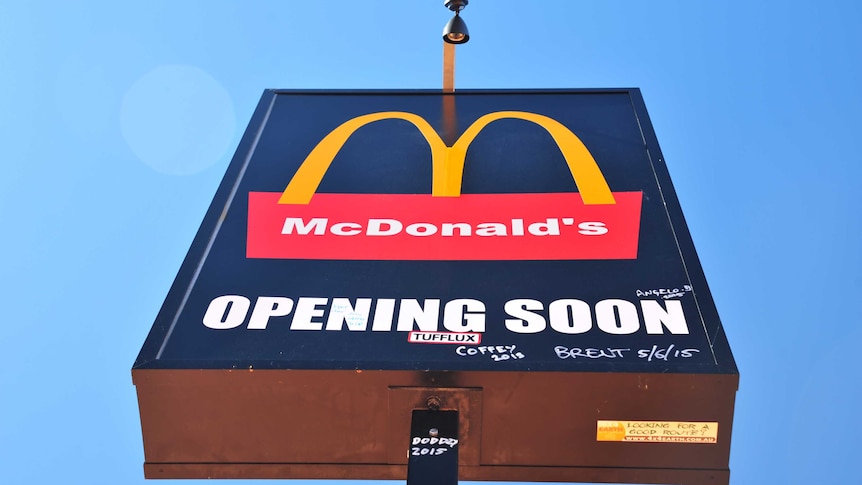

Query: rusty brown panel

[135,369,736,484]
[459,465,730,484]
[144,463,406,480]
[475,372,737,470]
[145,463,728,484]
[135,369,390,464]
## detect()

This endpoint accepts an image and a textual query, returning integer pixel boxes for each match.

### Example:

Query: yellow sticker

[597,420,718,444]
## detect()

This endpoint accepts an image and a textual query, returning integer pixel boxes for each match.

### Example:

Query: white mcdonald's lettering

[281,217,608,237]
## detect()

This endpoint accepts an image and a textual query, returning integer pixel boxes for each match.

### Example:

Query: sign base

[133,368,736,484]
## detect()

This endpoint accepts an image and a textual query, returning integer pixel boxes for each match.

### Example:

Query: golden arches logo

[278,111,616,205]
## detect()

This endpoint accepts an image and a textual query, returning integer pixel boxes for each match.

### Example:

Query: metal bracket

[406,398,459,485]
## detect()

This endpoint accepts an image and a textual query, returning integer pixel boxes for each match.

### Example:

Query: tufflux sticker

[408,331,482,345]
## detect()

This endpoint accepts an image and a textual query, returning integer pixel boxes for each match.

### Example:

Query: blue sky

[1,1,860,484]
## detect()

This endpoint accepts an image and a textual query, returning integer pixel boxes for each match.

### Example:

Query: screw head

[426,396,442,411]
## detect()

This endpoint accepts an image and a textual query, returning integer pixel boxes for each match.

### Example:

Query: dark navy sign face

[134,90,736,374]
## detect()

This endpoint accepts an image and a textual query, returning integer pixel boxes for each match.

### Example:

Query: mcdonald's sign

[133,90,738,484]
[247,111,642,260]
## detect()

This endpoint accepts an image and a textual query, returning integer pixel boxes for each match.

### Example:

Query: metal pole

[443,42,456,92]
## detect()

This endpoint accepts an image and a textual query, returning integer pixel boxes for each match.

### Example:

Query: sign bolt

[426,396,442,411]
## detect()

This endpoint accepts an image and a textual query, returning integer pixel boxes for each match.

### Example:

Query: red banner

[247,191,641,261]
